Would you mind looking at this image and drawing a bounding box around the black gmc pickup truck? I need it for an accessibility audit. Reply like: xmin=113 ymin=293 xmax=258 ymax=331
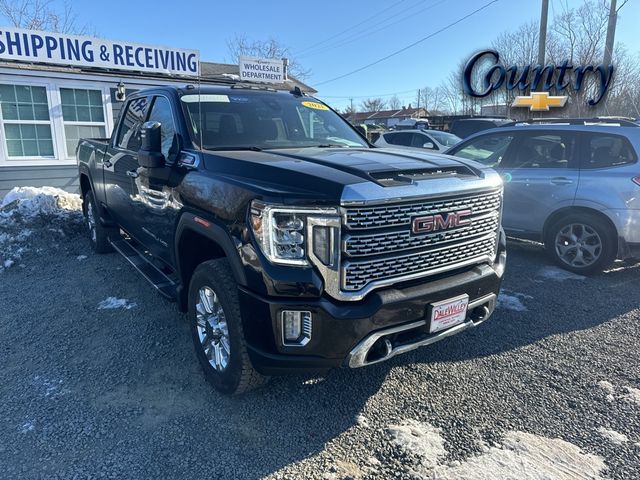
xmin=77 ymin=84 xmax=506 ymax=394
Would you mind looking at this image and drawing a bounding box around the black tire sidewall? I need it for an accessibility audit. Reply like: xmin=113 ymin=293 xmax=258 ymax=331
xmin=545 ymin=213 xmax=617 ymax=274
xmin=188 ymin=261 xmax=247 ymax=394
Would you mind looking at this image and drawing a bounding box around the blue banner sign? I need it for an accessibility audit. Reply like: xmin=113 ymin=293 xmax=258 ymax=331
xmin=0 ymin=27 xmax=200 ymax=76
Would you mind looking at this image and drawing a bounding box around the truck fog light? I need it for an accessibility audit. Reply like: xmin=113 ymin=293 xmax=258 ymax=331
xmin=281 ymin=310 xmax=312 ymax=346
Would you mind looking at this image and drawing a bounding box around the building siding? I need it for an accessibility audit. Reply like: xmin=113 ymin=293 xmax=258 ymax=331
xmin=0 ymin=165 xmax=79 ymax=198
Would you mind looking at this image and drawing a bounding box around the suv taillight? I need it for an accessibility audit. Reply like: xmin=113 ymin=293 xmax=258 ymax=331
xmin=633 ymin=176 xmax=640 ymax=186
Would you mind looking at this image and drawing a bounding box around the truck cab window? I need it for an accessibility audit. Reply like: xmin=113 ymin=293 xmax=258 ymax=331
xmin=116 ymin=96 xmax=149 ymax=151
xmin=148 ymin=96 xmax=177 ymax=160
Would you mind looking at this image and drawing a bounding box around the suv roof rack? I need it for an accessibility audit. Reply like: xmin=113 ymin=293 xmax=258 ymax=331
xmin=503 ymin=117 xmax=640 ymax=127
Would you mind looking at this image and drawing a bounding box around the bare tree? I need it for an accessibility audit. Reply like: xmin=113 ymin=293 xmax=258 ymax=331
xmin=226 ymin=34 xmax=311 ymax=81
xmin=0 ymin=0 xmax=91 ymax=34
xmin=360 ymin=98 xmax=387 ymax=112
xmin=388 ymin=95 xmax=402 ymax=110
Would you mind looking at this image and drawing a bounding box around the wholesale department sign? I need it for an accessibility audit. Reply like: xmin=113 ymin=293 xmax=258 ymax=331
xmin=239 ymin=56 xmax=285 ymax=84
xmin=0 ymin=27 xmax=200 ymax=76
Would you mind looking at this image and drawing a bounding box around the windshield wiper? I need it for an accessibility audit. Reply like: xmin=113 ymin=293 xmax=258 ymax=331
xmin=206 ymin=146 xmax=263 ymax=152
xmin=313 ymin=143 xmax=349 ymax=148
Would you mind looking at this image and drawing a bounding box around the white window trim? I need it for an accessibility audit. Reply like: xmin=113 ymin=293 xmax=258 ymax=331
xmin=56 ymin=84 xmax=109 ymax=159
xmin=0 ymin=80 xmax=60 ymax=162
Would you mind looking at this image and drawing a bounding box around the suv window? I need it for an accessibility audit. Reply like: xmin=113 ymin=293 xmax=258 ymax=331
xmin=116 ymin=96 xmax=149 ymax=151
xmin=148 ymin=96 xmax=177 ymax=160
xmin=384 ymin=132 xmax=412 ymax=146
xmin=411 ymin=133 xmax=437 ymax=150
xmin=507 ymin=133 xmax=576 ymax=169
xmin=584 ymin=134 xmax=637 ymax=169
xmin=451 ymin=133 xmax=515 ymax=167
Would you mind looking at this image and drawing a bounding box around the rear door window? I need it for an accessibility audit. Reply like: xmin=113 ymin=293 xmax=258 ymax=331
xmin=584 ymin=133 xmax=637 ymax=169
xmin=115 ymin=96 xmax=149 ymax=151
xmin=505 ymin=132 xmax=577 ymax=169
xmin=450 ymin=133 xmax=515 ymax=167
xmin=384 ymin=132 xmax=412 ymax=146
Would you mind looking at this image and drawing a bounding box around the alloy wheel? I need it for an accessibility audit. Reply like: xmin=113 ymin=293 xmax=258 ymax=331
xmin=195 ymin=286 xmax=231 ymax=371
xmin=554 ymin=223 xmax=602 ymax=268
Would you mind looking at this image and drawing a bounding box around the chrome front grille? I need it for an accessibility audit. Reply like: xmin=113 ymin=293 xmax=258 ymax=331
xmin=340 ymin=189 xmax=502 ymax=293
xmin=344 ymin=212 xmax=499 ymax=257
xmin=345 ymin=190 xmax=502 ymax=230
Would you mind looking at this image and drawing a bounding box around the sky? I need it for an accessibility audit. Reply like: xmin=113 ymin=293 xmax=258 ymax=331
xmin=62 ymin=0 xmax=640 ymax=110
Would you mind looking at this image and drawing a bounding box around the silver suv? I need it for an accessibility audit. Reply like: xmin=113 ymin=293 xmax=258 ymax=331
xmin=447 ymin=120 xmax=640 ymax=274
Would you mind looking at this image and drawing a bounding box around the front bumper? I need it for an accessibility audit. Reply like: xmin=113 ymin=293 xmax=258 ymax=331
xmin=239 ymin=236 xmax=506 ymax=375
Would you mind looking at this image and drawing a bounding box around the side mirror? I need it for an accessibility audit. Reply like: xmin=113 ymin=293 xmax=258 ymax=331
xmin=355 ymin=125 xmax=366 ymax=137
xmin=423 ymin=142 xmax=435 ymax=150
xmin=138 ymin=121 xmax=165 ymax=169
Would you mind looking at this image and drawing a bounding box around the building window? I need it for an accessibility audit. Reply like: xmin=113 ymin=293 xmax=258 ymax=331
xmin=0 ymin=84 xmax=54 ymax=157
xmin=60 ymin=88 xmax=106 ymax=157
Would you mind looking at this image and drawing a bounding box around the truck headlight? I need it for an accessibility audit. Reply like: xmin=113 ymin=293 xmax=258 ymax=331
xmin=250 ymin=201 xmax=340 ymax=266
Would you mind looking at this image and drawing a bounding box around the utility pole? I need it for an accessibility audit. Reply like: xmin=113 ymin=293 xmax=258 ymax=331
xmin=350 ymin=98 xmax=354 ymax=113
xmin=603 ymin=0 xmax=618 ymax=67
xmin=416 ymin=89 xmax=421 ymax=111
xmin=537 ymin=0 xmax=549 ymax=66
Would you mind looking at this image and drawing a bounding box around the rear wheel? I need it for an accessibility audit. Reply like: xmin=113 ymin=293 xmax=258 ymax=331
xmin=188 ymin=259 xmax=266 ymax=394
xmin=545 ymin=212 xmax=617 ymax=274
xmin=83 ymin=191 xmax=114 ymax=254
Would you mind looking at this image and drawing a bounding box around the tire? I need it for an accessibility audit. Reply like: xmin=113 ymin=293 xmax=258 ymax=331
xmin=545 ymin=212 xmax=617 ymax=275
xmin=83 ymin=191 xmax=115 ymax=254
xmin=188 ymin=259 xmax=266 ymax=394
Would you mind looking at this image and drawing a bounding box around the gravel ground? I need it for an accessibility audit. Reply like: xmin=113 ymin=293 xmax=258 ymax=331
xmin=1 ymin=209 xmax=639 ymax=479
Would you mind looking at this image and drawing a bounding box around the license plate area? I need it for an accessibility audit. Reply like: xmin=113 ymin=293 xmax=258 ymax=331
xmin=428 ymin=294 xmax=469 ymax=334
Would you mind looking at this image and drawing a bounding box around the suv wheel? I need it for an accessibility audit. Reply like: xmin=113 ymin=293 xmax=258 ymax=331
xmin=545 ymin=212 xmax=617 ymax=275
xmin=188 ymin=259 xmax=266 ymax=394
xmin=83 ymin=191 xmax=114 ymax=254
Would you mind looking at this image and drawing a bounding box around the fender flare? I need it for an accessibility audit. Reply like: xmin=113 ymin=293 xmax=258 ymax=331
xmin=174 ymin=212 xmax=248 ymax=287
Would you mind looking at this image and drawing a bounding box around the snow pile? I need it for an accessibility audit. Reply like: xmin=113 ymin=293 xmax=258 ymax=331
xmin=622 ymin=386 xmax=640 ymax=406
xmin=97 ymin=297 xmax=137 ymax=310
xmin=431 ymin=431 xmax=606 ymax=480
xmin=0 ymin=187 xmax=83 ymax=272
xmin=597 ymin=427 xmax=628 ymax=445
xmin=536 ymin=266 xmax=586 ymax=282
xmin=387 ymin=420 xmax=447 ymax=470
xmin=497 ymin=290 xmax=531 ymax=312
xmin=0 ymin=186 xmax=81 ymax=218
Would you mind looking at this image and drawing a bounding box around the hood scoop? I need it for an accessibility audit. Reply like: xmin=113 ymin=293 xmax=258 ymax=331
xmin=370 ymin=166 xmax=474 ymax=187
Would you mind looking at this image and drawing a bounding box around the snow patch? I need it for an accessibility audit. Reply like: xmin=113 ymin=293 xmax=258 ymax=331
xmin=431 ymin=431 xmax=606 ymax=480
xmin=622 ymin=386 xmax=640 ymax=406
xmin=19 ymin=421 xmax=35 ymax=434
xmin=598 ymin=427 xmax=628 ymax=445
xmin=497 ymin=290 xmax=530 ymax=312
xmin=356 ymin=414 xmax=369 ymax=428
xmin=1 ymin=186 xmax=81 ymax=217
xmin=98 ymin=297 xmax=137 ymax=310
xmin=76 ymin=255 xmax=88 ymax=261
xmin=387 ymin=419 xmax=446 ymax=470
xmin=536 ymin=266 xmax=586 ymax=281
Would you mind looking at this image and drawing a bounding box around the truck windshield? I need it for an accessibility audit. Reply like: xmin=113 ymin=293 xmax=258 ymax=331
xmin=181 ymin=92 xmax=368 ymax=150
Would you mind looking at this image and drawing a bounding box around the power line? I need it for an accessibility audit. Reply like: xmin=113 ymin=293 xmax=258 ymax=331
xmin=293 ymin=0 xmax=408 ymax=56
xmin=299 ymin=0 xmax=441 ymax=58
xmin=313 ymin=0 xmax=499 ymax=87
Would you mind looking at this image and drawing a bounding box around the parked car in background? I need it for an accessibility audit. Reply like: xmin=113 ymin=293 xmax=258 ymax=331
xmin=447 ymin=119 xmax=640 ymax=274
xmin=450 ymin=118 xmax=512 ymax=139
xmin=375 ymin=129 xmax=461 ymax=152
xmin=395 ymin=118 xmax=430 ymax=130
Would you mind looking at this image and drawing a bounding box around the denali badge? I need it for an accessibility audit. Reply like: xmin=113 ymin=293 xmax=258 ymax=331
xmin=412 ymin=209 xmax=472 ymax=234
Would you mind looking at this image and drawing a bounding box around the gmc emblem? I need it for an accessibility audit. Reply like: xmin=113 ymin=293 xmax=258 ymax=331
xmin=412 ymin=209 xmax=472 ymax=234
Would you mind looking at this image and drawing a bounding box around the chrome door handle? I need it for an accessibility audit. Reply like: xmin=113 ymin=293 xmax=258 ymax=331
xmin=126 ymin=169 xmax=139 ymax=178
xmin=551 ymin=177 xmax=573 ymax=185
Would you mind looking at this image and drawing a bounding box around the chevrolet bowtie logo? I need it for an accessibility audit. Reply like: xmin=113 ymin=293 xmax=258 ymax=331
xmin=512 ymin=92 xmax=568 ymax=111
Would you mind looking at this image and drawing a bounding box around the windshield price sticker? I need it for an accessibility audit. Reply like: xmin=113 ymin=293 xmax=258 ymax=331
xmin=301 ymin=101 xmax=329 ymax=111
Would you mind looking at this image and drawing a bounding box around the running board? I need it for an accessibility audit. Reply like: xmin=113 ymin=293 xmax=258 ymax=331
xmin=110 ymin=238 xmax=178 ymax=301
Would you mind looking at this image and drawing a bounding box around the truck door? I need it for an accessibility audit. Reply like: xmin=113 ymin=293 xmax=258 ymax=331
xmin=128 ymin=95 xmax=181 ymax=263
xmin=103 ymin=96 xmax=150 ymax=233
xmin=499 ymin=131 xmax=579 ymax=234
